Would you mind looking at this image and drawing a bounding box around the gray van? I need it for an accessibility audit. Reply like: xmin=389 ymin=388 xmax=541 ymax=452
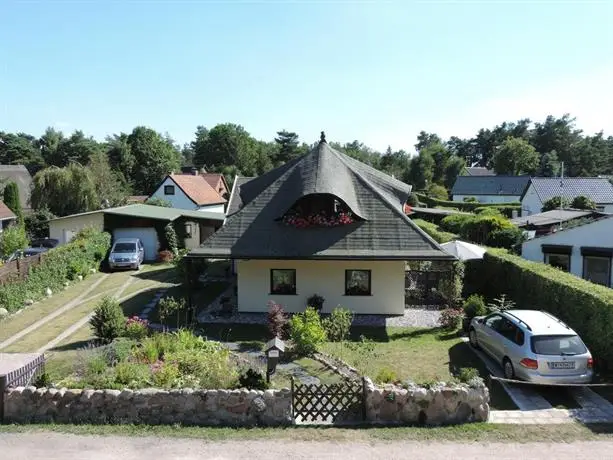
xmin=108 ymin=238 xmax=144 ymax=271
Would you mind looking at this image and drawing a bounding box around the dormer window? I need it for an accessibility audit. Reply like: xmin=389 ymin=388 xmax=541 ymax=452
xmin=280 ymin=194 xmax=358 ymax=228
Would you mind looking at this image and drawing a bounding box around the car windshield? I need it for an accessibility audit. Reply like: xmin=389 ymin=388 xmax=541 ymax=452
xmin=113 ymin=243 xmax=137 ymax=253
xmin=531 ymin=335 xmax=587 ymax=356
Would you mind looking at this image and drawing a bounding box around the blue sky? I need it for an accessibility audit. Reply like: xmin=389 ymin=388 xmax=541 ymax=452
xmin=1 ymin=1 xmax=612 ymax=153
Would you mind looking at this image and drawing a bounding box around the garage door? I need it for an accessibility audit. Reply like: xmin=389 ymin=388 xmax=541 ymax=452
xmin=112 ymin=228 xmax=159 ymax=261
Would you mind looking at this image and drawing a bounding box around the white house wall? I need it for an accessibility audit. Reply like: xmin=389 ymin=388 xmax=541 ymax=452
xmin=197 ymin=203 xmax=225 ymax=214
xmin=453 ymin=194 xmax=521 ymax=204
xmin=521 ymin=184 xmax=543 ymax=216
xmin=150 ymin=177 xmax=197 ymax=211
xmin=49 ymin=213 xmax=105 ymax=244
xmin=236 ymin=259 xmax=405 ymax=315
xmin=521 ymin=217 xmax=613 ymax=285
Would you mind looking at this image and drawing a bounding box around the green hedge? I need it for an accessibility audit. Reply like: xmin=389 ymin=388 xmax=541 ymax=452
xmin=0 ymin=229 xmax=111 ymax=313
xmin=412 ymin=218 xmax=458 ymax=244
xmin=415 ymin=193 xmax=521 ymax=217
xmin=465 ymin=249 xmax=613 ymax=370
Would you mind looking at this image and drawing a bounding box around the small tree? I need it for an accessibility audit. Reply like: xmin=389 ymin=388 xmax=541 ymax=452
xmin=0 ymin=225 xmax=28 ymax=257
xmin=24 ymin=208 xmax=56 ymax=240
xmin=164 ymin=222 xmax=178 ymax=254
xmin=267 ymin=300 xmax=288 ymax=338
xmin=571 ymin=195 xmax=596 ymax=210
xmin=322 ymin=307 xmax=353 ymax=342
xmin=487 ymin=294 xmax=516 ymax=312
xmin=542 ymin=196 xmax=570 ymax=212
xmin=90 ymin=296 xmax=125 ymax=343
xmin=158 ymin=295 xmax=186 ymax=330
xmin=427 ymin=183 xmax=449 ymax=201
xmin=289 ymin=307 xmax=327 ymax=356
xmin=3 ymin=181 xmax=22 ymax=221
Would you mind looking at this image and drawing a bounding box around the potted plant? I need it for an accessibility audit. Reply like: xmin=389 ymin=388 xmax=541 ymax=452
xmin=307 ymin=294 xmax=325 ymax=312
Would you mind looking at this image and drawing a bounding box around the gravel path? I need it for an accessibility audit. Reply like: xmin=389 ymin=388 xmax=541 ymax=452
xmin=2 ymin=433 xmax=613 ymax=460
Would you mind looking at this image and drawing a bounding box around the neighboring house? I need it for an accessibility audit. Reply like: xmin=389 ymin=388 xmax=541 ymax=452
xmin=0 ymin=165 xmax=32 ymax=212
xmin=521 ymin=215 xmax=613 ymax=287
xmin=521 ymin=177 xmax=613 ymax=216
xmin=186 ymin=135 xmax=454 ymax=315
xmin=126 ymin=195 xmax=148 ymax=204
xmin=511 ymin=209 xmax=605 ymax=237
xmin=460 ymin=166 xmax=495 ymax=176
xmin=0 ymin=200 xmax=17 ymax=232
xmin=48 ymin=204 xmax=225 ymax=259
xmin=201 ymin=173 xmax=230 ymax=200
xmin=451 ymin=175 xmax=530 ymax=204
xmin=149 ymin=173 xmax=227 ymax=213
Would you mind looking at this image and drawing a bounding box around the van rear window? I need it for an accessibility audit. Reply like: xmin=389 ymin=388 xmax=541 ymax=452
xmin=531 ymin=335 xmax=587 ymax=356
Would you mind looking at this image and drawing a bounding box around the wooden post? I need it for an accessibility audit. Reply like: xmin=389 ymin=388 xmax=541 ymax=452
xmin=290 ymin=376 xmax=295 ymax=421
xmin=0 ymin=374 xmax=7 ymax=424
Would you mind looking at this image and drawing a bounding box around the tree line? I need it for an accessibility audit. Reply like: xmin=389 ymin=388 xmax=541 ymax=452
xmin=0 ymin=113 xmax=611 ymax=218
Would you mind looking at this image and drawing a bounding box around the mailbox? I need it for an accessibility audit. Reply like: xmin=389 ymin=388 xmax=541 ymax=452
xmin=264 ymin=337 xmax=285 ymax=382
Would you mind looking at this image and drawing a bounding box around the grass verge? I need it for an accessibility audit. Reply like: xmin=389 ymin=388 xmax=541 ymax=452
xmin=1 ymin=422 xmax=612 ymax=442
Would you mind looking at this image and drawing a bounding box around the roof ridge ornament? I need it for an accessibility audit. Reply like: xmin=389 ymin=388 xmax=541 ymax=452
xmin=320 ymin=131 xmax=326 ymax=144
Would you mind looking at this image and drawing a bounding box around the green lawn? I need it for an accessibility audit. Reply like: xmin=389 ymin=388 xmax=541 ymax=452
xmin=2 ymin=422 xmax=613 ymax=443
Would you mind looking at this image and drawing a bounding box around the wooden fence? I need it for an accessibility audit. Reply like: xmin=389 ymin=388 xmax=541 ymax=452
xmin=0 ymin=254 xmax=45 ymax=286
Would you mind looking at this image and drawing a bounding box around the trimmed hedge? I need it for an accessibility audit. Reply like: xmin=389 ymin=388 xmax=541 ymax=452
xmin=465 ymin=249 xmax=613 ymax=370
xmin=439 ymin=213 xmax=523 ymax=249
xmin=415 ymin=193 xmax=521 ymax=217
xmin=0 ymin=229 xmax=111 ymax=313
xmin=412 ymin=218 xmax=458 ymax=244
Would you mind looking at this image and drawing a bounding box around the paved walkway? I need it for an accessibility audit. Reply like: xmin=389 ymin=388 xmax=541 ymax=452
xmin=0 ymin=274 xmax=109 ymax=351
xmin=2 ymin=433 xmax=613 ymax=460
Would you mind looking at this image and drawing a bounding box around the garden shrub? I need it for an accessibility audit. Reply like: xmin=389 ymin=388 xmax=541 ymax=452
xmin=375 ymin=367 xmax=398 ymax=384
xmin=465 ymin=249 xmax=613 ymax=370
xmin=157 ymin=250 xmax=174 ymax=263
xmin=114 ymin=362 xmax=151 ymax=387
xmin=456 ymin=367 xmax=480 ymax=383
xmin=474 ymin=207 xmax=504 ymax=216
xmin=322 ymin=307 xmax=353 ymax=342
xmin=124 ymin=316 xmax=149 ymax=340
xmin=24 ymin=208 xmax=55 ymax=240
xmin=151 ymin=361 xmax=180 ymax=388
xmin=0 ymin=225 xmax=28 ymax=257
xmin=438 ymin=308 xmax=463 ymax=330
xmin=238 ymin=368 xmax=269 ymax=390
xmin=427 ymin=184 xmax=448 ymax=201
xmin=440 ymin=214 xmax=473 ymax=234
xmin=267 ymin=300 xmax=288 ymax=339
xmin=487 ymin=227 xmax=525 ymax=249
xmin=463 ymin=294 xmax=487 ymax=320
xmin=107 ymin=338 xmax=136 ymax=365
xmin=289 ymin=307 xmax=327 ymax=356
xmin=164 ymin=222 xmax=178 ymax=254
xmin=415 ymin=193 xmax=520 ymax=217
xmin=542 ymin=196 xmax=570 ymax=212
xmin=412 ymin=219 xmax=458 ymax=244
xmin=571 ymin=195 xmax=596 ymax=210
xmin=0 ymin=229 xmax=110 ymax=312
xmin=90 ymin=296 xmax=125 ymax=343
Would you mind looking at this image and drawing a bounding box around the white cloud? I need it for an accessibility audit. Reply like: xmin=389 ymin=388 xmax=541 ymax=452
xmin=364 ymin=66 xmax=613 ymax=154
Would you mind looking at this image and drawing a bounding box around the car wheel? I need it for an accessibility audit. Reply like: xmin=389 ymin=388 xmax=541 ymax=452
xmin=503 ymin=358 xmax=515 ymax=380
xmin=469 ymin=328 xmax=480 ymax=349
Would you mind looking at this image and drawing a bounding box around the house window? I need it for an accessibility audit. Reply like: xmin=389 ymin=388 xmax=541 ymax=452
xmin=164 ymin=185 xmax=175 ymax=195
xmin=185 ymin=223 xmax=192 ymax=238
xmin=345 ymin=269 xmax=371 ymax=296
xmin=270 ymin=269 xmax=296 ymax=295
xmin=544 ymin=253 xmax=570 ymax=272
xmin=583 ymin=256 xmax=611 ymax=287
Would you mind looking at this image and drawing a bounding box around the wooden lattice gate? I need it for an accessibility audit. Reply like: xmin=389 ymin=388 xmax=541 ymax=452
xmin=291 ymin=378 xmax=366 ymax=424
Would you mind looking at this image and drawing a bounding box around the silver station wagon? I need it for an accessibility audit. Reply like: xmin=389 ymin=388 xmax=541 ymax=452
xmin=469 ymin=310 xmax=593 ymax=384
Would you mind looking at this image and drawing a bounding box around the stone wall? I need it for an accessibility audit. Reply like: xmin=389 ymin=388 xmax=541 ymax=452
xmin=364 ymin=378 xmax=489 ymax=425
xmin=4 ymin=386 xmax=292 ymax=426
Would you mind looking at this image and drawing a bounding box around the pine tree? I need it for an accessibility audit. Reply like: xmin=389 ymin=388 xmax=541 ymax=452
xmin=3 ymin=181 xmax=22 ymax=221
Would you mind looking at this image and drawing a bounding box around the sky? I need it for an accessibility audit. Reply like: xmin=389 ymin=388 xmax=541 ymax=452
xmin=1 ymin=0 xmax=612 ymax=153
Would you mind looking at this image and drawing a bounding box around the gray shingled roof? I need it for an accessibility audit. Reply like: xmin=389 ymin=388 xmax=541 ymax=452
xmin=190 ymin=140 xmax=453 ymax=260
xmin=451 ymin=175 xmax=530 ymax=197
xmin=464 ymin=167 xmax=494 ymax=176
xmin=0 ymin=165 xmax=32 ymax=209
xmin=226 ymin=176 xmax=254 ymax=216
xmin=527 ymin=178 xmax=613 ymax=204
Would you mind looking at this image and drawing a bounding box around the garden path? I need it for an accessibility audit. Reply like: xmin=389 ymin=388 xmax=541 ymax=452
xmin=0 ymin=274 xmax=109 ymax=351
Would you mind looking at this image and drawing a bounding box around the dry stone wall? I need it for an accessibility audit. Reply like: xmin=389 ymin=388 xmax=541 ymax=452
xmin=364 ymin=378 xmax=490 ymax=425
xmin=4 ymin=386 xmax=293 ymax=426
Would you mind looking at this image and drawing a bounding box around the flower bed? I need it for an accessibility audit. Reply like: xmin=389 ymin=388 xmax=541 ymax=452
xmin=282 ymin=211 xmax=354 ymax=228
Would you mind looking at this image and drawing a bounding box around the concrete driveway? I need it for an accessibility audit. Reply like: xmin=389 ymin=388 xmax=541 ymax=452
xmin=1 ymin=432 xmax=613 ymax=460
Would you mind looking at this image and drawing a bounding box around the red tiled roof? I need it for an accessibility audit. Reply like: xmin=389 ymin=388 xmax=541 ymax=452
xmin=170 ymin=174 xmax=227 ymax=205
xmin=0 ymin=200 xmax=17 ymax=220
xmin=201 ymin=173 xmax=225 ymax=190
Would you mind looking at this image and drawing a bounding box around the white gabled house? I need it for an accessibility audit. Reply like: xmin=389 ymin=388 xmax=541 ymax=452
xmin=149 ymin=173 xmax=227 ymax=213
xmin=521 ymin=177 xmax=613 ymax=216
xmin=451 ymin=175 xmax=530 ymax=204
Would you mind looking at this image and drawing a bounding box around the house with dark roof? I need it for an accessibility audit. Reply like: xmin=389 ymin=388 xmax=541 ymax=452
xmin=460 ymin=166 xmax=495 ymax=176
xmin=148 ymin=173 xmax=227 ymax=214
xmin=511 ymin=209 xmax=605 ymax=236
xmin=0 ymin=165 xmax=32 ymax=212
xmin=186 ymin=134 xmax=453 ymax=315
xmin=451 ymin=175 xmax=530 ymax=204
xmin=521 ymin=177 xmax=613 ymax=216
xmin=522 ymin=214 xmax=613 ymax=287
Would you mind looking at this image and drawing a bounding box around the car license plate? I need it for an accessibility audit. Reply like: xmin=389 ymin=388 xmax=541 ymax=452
xmin=548 ymin=361 xmax=575 ymax=369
